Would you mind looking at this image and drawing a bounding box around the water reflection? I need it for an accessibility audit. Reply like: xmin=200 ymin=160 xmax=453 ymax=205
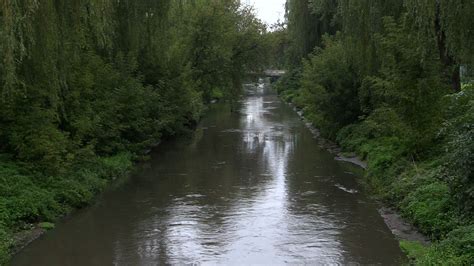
xmin=220 ymin=88 xmax=295 ymax=263
xmin=11 ymin=81 xmax=405 ymax=266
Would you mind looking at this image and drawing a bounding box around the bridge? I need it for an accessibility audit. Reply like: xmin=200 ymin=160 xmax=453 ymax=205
xmin=247 ymin=69 xmax=286 ymax=83
xmin=263 ymin=69 xmax=286 ymax=78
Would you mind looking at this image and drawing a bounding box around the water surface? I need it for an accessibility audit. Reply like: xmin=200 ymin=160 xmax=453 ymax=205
xmin=12 ymin=83 xmax=405 ymax=265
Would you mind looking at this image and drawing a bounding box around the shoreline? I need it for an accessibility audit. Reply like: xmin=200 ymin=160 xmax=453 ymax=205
xmin=287 ymin=101 xmax=430 ymax=246
xmin=8 ymin=148 xmax=158 ymax=260
xmin=9 ymin=95 xmax=429 ymax=262
xmin=6 ymin=105 xmax=207 ymax=262
xmin=11 ymin=227 xmax=45 ymax=256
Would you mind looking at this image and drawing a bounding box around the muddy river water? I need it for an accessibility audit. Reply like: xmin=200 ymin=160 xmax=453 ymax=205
xmin=11 ymin=83 xmax=405 ymax=265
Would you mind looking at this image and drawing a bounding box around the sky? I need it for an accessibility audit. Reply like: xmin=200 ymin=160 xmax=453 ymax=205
xmin=247 ymin=0 xmax=286 ymax=26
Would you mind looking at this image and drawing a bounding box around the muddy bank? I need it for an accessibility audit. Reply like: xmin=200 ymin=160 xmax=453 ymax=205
xmin=291 ymin=105 xmax=367 ymax=169
xmin=379 ymin=208 xmax=430 ymax=244
xmin=12 ymin=227 xmax=45 ymax=255
xmin=287 ymin=102 xmax=429 ymax=246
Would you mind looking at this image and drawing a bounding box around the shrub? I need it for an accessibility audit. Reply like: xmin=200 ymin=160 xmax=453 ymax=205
xmin=38 ymin=222 xmax=55 ymax=230
xmin=98 ymin=152 xmax=133 ymax=180
xmin=401 ymin=182 xmax=457 ymax=238
xmin=300 ymin=35 xmax=361 ymax=139
xmin=439 ymin=86 xmax=474 ymax=215
xmin=415 ymin=225 xmax=474 ymax=265
xmin=399 ymin=240 xmax=428 ymax=261
xmin=0 ymin=159 xmax=62 ymax=226
xmin=0 ymin=224 xmax=11 ymax=265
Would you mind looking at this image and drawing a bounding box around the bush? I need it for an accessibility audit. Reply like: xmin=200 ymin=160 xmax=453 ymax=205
xmin=401 ymin=182 xmax=457 ymax=238
xmin=332 ymin=81 xmax=472 ymax=264
xmin=98 ymin=152 xmax=133 ymax=180
xmin=337 ymin=108 xmax=411 ymax=154
xmin=439 ymin=86 xmax=474 ymax=215
xmin=300 ymin=35 xmax=361 ymax=139
xmin=274 ymin=68 xmax=303 ymax=105
xmin=0 ymin=159 xmax=62 ymax=226
xmin=0 ymin=152 xmax=133 ymax=233
xmin=399 ymin=240 xmax=428 ymax=261
xmin=415 ymin=225 xmax=474 ymax=265
xmin=0 ymin=225 xmax=11 ymax=265
xmin=38 ymin=222 xmax=55 ymax=230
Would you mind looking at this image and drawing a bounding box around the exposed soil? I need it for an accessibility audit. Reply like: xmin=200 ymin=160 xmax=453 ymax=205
xmin=12 ymin=227 xmax=45 ymax=254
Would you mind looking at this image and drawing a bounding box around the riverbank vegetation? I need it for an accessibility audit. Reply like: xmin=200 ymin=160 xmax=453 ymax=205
xmin=275 ymin=0 xmax=473 ymax=264
xmin=0 ymin=0 xmax=266 ymax=263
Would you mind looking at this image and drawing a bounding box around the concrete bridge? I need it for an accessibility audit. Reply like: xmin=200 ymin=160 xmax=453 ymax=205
xmin=246 ymin=69 xmax=286 ymax=83
xmin=263 ymin=69 xmax=286 ymax=78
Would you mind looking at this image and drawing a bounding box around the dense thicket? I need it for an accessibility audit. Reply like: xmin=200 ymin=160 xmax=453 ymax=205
xmin=0 ymin=1 xmax=265 ymax=262
xmin=276 ymin=0 xmax=474 ymax=264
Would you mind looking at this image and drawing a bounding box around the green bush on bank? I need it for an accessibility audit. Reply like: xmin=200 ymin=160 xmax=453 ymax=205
xmin=279 ymin=0 xmax=474 ymax=264
xmin=336 ymin=88 xmax=473 ymax=263
xmin=0 ymin=152 xmax=134 ymax=262
xmin=0 ymin=1 xmax=267 ymax=263
xmin=275 ymin=46 xmax=474 ymax=266
xmin=402 ymin=225 xmax=474 ymax=265
xmin=0 ymin=224 xmax=9 ymax=265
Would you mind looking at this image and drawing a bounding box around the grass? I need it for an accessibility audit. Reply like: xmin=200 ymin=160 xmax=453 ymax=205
xmin=37 ymin=222 xmax=55 ymax=230
xmin=0 ymin=152 xmax=134 ymax=264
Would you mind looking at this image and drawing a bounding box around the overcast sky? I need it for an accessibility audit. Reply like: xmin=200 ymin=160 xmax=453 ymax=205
xmin=247 ymin=0 xmax=286 ymax=26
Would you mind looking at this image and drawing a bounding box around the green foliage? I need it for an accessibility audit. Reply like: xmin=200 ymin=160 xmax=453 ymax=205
xmin=0 ymin=1 xmax=266 ymax=263
xmin=300 ymin=35 xmax=361 ymax=139
xmin=405 ymin=0 xmax=474 ymax=66
xmin=413 ymin=225 xmax=474 ymax=265
xmin=274 ymin=68 xmax=303 ymax=104
xmin=282 ymin=0 xmax=474 ymax=264
xmin=439 ymin=86 xmax=474 ymax=215
xmin=0 ymin=224 xmax=10 ymax=265
xmin=359 ymin=16 xmax=448 ymax=152
xmin=0 ymin=152 xmax=134 ymax=226
xmin=286 ymin=0 xmax=338 ymax=66
xmin=337 ymin=108 xmax=411 ymax=152
xmin=0 ymin=158 xmax=62 ymax=225
xmin=263 ymin=24 xmax=289 ymax=69
xmin=401 ymin=182 xmax=457 ymax=238
xmin=38 ymin=222 xmax=55 ymax=230
xmin=399 ymin=240 xmax=429 ymax=261
xmin=99 ymin=153 xmax=133 ymax=180
xmin=0 ymin=152 xmax=133 ymax=263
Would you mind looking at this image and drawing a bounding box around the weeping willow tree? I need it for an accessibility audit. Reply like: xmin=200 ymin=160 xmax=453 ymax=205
xmin=0 ymin=0 xmax=265 ymax=170
xmin=337 ymin=0 xmax=404 ymax=75
xmin=0 ymin=0 xmax=37 ymax=100
xmin=281 ymin=1 xmax=474 ymax=264
xmin=285 ymin=0 xmax=338 ymax=66
xmin=0 ymin=1 xmax=266 ymax=261
xmin=405 ymin=0 xmax=474 ymax=91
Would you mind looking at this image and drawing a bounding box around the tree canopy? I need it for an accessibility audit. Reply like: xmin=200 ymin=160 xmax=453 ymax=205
xmin=276 ymin=0 xmax=474 ymax=264
xmin=0 ymin=1 xmax=267 ymax=262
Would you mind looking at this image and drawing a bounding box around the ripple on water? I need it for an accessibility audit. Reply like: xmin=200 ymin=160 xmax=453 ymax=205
xmin=10 ymin=83 xmax=406 ymax=266
xmin=334 ymin=184 xmax=358 ymax=194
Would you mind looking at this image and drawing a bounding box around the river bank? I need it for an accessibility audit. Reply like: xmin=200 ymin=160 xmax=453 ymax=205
xmin=287 ymin=101 xmax=430 ymax=246
xmin=1 ymin=111 xmax=210 ymax=265
xmin=275 ymin=78 xmax=474 ymax=264
xmin=10 ymin=85 xmax=406 ymax=265
xmin=0 ymin=152 xmax=135 ymax=264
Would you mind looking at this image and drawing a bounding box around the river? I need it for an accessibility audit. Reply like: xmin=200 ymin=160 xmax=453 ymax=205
xmin=11 ymin=81 xmax=405 ymax=265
